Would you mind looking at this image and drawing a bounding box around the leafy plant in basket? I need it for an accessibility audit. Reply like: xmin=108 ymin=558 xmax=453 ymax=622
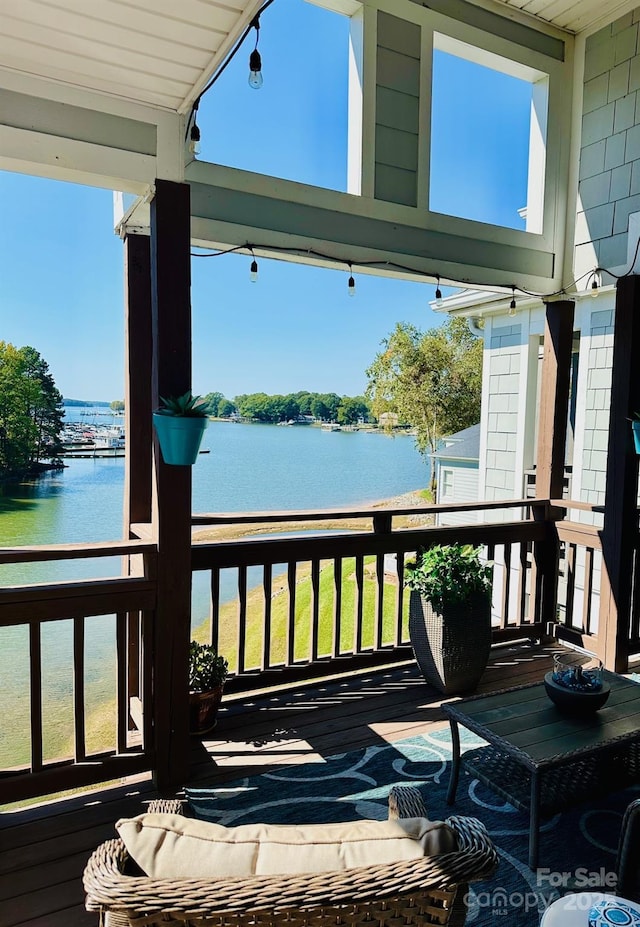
xmin=405 ymin=544 xmax=493 ymax=696
xmin=152 ymin=391 xmax=210 ymax=465
xmin=189 ymin=641 xmax=229 ymax=735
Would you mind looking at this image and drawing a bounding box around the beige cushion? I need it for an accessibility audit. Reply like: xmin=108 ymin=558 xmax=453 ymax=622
xmin=116 ymin=813 xmax=458 ymax=879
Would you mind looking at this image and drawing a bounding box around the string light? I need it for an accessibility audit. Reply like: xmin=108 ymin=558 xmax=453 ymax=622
xmin=249 ymin=247 xmax=258 ymax=283
xmin=434 ymin=275 xmax=443 ymax=308
xmin=248 ymin=17 xmax=263 ymax=89
xmin=590 ymin=269 xmax=601 ymax=298
xmin=189 ymin=123 xmax=201 ymax=156
xmin=191 ymin=242 xmax=627 ymax=305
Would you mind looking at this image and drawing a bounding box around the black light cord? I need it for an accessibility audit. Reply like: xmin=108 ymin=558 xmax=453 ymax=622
xmin=185 ymin=0 xmax=276 ymax=142
xmin=191 ymin=241 xmax=625 ymax=301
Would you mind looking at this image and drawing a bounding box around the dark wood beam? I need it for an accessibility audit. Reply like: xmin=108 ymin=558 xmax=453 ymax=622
xmin=599 ymin=276 xmax=640 ymax=672
xmin=124 ymin=234 xmax=153 ymax=530
xmin=150 ymin=179 xmax=192 ymax=790
xmin=534 ymin=300 xmax=575 ymax=630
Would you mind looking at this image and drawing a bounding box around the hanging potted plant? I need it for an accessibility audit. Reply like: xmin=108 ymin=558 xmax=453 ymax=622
xmin=405 ymin=543 xmax=493 ymax=695
xmin=189 ymin=640 xmax=229 ymax=735
xmin=153 ymin=391 xmax=210 ymax=465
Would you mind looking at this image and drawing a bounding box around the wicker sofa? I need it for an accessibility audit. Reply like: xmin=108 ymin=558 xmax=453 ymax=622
xmin=83 ymin=785 xmax=498 ymax=927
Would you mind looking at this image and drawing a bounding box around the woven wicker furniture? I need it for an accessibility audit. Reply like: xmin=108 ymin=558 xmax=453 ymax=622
xmin=83 ymin=785 xmax=498 ymax=927
xmin=443 ymin=672 xmax=640 ymax=869
xmin=408 ymin=590 xmax=491 ymax=695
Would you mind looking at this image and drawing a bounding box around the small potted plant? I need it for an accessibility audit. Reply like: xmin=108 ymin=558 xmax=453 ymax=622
xmin=405 ymin=543 xmax=493 ymax=695
xmin=189 ymin=640 xmax=229 ymax=735
xmin=153 ymin=391 xmax=210 ymax=465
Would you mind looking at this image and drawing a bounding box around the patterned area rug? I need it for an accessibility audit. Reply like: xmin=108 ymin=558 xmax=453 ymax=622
xmin=186 ymin=728 xmax=640 ymax=925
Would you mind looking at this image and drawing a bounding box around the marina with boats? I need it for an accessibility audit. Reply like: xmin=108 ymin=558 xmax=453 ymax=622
xmin=60 ymin=420 xmax=126 ymax=457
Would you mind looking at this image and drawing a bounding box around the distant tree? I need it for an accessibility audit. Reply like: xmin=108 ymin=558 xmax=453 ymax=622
xmin=311 ymin=393 xmax=341 ymax=422
xmin=366 ymin=318 xmax=483 ymax=492
xmin=294 ymin=391 xmax=313 ymax=416
xmin=0 ymin=342 xmax=64 ymax=478
xmin=203 ymin=391 xmax=225 ymax=417
xmin=217 ymin=398 xmax=237 ymax=417
xmin=337 ymin=396 xmax=371 ymax=425
xmin=110 ymin=400 xmax=125 ymax=412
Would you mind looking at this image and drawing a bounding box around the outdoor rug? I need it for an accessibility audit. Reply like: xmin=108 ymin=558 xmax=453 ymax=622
xmin=186 ymin=728 xmax=640 ymax=925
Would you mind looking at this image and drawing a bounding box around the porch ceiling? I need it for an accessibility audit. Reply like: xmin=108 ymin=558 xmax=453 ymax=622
xmin=0 ymin=0 xmax=263 ymax=113
xmin=0 ymin=0 xmax=635 ymax=124
xmin=493 ymin=0 xmax=636 ymax=34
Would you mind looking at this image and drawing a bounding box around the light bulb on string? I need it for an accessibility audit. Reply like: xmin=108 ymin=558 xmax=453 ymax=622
xmin=347 ymin=263 xmax=355 ymax=297
xmin=188 ymin=122 xmax=201 ymax=156
xmin=591 ymin=270 xmax=601 ymax=298
xmin=250 ymin=256 xmax=258 ymax=283
xmin=508 ymin=286 xmax=517 ymax=317
xmin=434 ymin=275 xmax=443 ymax=308
xmin=248 ymin=18 xmax=263 ymax=89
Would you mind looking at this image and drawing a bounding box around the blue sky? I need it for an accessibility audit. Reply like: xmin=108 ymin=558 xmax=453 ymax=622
xmin=0 ymin=0 xmax=532 ymax=403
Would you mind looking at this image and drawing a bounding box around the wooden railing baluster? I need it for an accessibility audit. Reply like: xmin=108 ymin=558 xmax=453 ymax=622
xmin=73 ymin=616 xmax=86 ymax=761
xmin=262 ymin=564 xmax=272 ymax=671
xmin=210 ymin=566 xmax=220 ymax=652
xmin=29 ymin=621 xmax=43 ymax=773
xmin=310 ymin=559 xmax=320 ymax=662
xmin=116 ymin=611 xmax=128 ymax=754
xmin=354 ymin=555 xmax=364 ymax=653
xmin=287 ymin=562 xmax=296 ymax=666
xmin=375 ymin=552 xmax=384 ymax=650
xmin=237 ymin=565 xmax=247 ymax=675
xmin=332 ymin=557 xmax=342 ymax=658
xmin=395 ymin=551 xmax=405 ymax=647
xmin=583 ymin=547 xmax=594 ymax=635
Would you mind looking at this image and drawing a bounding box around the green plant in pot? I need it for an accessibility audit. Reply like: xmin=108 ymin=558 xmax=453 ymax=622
xmin=405 ymin=543 xmax=493 ymax=695
xmin=189 ymin=640 xmax=229 ymax=735
xmin=153 ymin=391 xmax=210 ymax=465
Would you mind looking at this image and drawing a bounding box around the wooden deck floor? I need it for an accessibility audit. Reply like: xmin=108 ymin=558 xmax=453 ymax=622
xmin=1 ymin=642 xmax=560 ymax=927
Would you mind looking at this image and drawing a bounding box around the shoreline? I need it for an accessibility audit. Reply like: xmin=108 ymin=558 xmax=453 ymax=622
xmin=192 ymin=487 xmax=433 ymax=543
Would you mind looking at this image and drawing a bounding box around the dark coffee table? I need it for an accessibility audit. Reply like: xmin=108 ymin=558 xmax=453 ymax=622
xmin=443 ymin=672 xmax=640 ymax=868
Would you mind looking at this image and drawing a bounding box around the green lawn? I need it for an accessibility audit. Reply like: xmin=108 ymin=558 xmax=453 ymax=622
xmin=196 ymin=557 xmax=409 ymax=672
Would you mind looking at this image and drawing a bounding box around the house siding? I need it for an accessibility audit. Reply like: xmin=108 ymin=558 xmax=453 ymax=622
xmin=484 ymin=324 xmax=522 ymax=501
xmin=374 ymin=11 xmax=421 ymax=207
xmin=436 ymin=460 xmax=479 ymax=526
xmin=577 ymin=11 xmax=640 ymax=275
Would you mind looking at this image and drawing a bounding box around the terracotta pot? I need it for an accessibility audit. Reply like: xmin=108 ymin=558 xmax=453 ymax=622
xmin=189 ymin=685 xmax=224 ymax=735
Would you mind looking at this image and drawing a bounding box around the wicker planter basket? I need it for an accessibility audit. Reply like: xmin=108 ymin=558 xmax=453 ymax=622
xmin=409 ymin=590 xmax=492 ymax=695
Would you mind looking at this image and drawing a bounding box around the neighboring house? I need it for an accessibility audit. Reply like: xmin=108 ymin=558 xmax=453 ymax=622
xmin=434 ymin=424 xmax=480 ymax=526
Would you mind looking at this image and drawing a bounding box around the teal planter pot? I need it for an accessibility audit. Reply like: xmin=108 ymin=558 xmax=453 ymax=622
xmin=153 ymin=413 xmax=208 ymax=465
xmin=633 ymin=421 xmax=640 ymax=455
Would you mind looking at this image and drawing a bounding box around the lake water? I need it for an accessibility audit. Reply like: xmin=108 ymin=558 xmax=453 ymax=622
xmin=0 ymin=411 xmax=428 ymax=769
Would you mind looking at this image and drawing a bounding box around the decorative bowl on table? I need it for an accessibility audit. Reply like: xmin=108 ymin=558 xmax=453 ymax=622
xmin=544 ymin=653 xmax=610 ymax=715
xmin=589 ymin=898 xmax=640 ymax=926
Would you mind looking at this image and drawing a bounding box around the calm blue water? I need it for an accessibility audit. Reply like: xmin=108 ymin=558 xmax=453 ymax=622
xmin=0 ymin=412 xmax=427 ymax=767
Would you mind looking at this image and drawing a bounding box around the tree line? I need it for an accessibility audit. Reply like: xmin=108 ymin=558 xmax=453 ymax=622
xmin=203 ymin=391 xmax=372 ymax=425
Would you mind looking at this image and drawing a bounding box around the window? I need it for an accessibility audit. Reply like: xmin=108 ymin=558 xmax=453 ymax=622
xmin=430 ymin=34 xmax=548 ymax=233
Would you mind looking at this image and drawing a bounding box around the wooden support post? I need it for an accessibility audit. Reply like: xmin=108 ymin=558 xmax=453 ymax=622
xmin=150 ymin=179 xmax=192 ymax=791
xmin=533 ymin=300 xmax=574 ymax=632
xmin=124 ymin=234 xmax=153 ymax=532
xmin=599 ymin=276 xmax=640 ymax=672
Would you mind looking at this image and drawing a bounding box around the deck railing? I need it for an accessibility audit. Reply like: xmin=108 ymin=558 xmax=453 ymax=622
xmin=0 ymin=541 xmax=156 ymax=803
xmin=3 ymin=496 xmax=637 ymax=803
xmin=191 ymin=499 xmax=549 ymax=690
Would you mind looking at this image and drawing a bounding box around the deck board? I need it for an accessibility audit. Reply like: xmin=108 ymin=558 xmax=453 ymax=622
xmin=1 ymin=643 xmax=560 ymax=927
